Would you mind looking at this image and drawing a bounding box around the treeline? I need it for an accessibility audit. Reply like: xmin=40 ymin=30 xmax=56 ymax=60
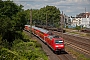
xmin=25 ymin=5 xmax=61 ymax=27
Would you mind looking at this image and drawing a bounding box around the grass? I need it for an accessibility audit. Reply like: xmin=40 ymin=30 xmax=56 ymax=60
xmin=65 ymin=46 xmax=90 ymax=60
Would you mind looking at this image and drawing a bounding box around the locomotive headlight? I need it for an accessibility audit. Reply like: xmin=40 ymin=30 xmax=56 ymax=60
xmin=55 ymin=46 xmax=59 ymax=47
xmin=61 ymin=45 xmax=64 ymax=47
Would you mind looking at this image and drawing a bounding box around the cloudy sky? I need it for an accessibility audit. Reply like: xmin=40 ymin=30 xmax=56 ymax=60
xmin=3 ymin=0 xmax=90 ymax=16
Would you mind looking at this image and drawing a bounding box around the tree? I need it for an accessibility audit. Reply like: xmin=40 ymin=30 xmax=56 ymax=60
xmin=24 ymin=5 xmax=61 ymax=27
xmin=32 ymin=9 xmax=40 ymax=25
xmin=0 ymin=1 xmax=27 ymax=43
xmin=75 ymin=25 xmax=81 ymax=31
xmin=39 ymin=5 xmax=60 ymax=27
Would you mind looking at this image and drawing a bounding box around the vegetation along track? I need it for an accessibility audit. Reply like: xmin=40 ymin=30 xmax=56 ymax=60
xmin=53 ymin=31 xmax=90 ymax=56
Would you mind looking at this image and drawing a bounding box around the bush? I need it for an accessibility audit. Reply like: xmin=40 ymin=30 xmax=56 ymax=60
xmin=35 ymin=42 xmax=42 ymax=48
xmin=30 ymin=40 xmax=37 ymax=43
xmin=0 ymin=31 xmax=48 ymax=60
xmin=11 ymin=40 xmax=48 ymax=60
xmin=75 ymin=26 xmax=81 ymax=31
xmin=0 ymin=48 xmax=26 ymax=60
xmin=1 ymin=40 xmax=10 ymax=49
xmin=0 ymin=35 xmax=2 ymax=44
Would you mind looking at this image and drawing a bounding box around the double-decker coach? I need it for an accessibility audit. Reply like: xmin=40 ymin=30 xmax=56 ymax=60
xmin=37 ymin=28 xmax=50 ymax=42
xmin=32 ymin=26 xmax=40 ymax=36
xmin=32 ymin=26 xmax=53 ymax=43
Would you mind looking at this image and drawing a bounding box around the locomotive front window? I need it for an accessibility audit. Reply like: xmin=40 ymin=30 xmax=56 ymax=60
xmin=55 ymin=40 xmax=63 ymax=44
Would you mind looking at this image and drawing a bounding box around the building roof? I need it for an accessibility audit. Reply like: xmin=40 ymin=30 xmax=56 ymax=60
xmin=76 ymin=12 xmax=90 ymax=18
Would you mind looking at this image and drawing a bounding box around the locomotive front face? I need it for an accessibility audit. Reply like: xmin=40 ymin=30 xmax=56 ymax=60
xmin=54 ymin=39 xmax=64 ymax=51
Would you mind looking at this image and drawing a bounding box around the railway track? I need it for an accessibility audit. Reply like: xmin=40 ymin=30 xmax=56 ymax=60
xmin=66 ymin=42 xmax=90 ymax=56
xmin=62 ymin=34 xmax=90 ymax=51
xmin=57 ymin=54 xmax=73 ymax=60
xmin=24 ymin=30 xmax=76 ymax=60
xmin=64 ymin=33 xmax=90 ymax=45
xmin=53 ymin=31 xmax=90 ymax=57
xmin=57 ymin=55 xmax=69 ymax=60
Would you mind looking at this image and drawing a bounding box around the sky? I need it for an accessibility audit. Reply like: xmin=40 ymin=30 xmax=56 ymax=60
xmin=3 ymin=0 xmax=90 ymax=16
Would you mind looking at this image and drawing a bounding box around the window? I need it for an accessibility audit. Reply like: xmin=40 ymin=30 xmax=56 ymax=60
xmin=53 ymin=35 xmax=59 ymax=38
xmin=55 ymin=40 xmax=63 ymax=44
xmin=48 ymin=36 xmax=53 ymax=40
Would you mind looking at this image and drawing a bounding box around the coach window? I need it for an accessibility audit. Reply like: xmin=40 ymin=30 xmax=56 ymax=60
xmin=40 ymin=31 xmax=44 ymax=35
xmin=48 ymin=36 xmax=53 ymax=40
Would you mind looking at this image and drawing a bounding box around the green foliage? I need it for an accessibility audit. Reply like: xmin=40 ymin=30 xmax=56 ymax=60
xmin=35 ymin=42 xmax=42 ymax=48
xmin=1 ymin=40 xmax=10 ymax=49
xmin=0 ymin=1 xmax=27 ymax=43
xmin=0 ymin=35 xmax=2 ymax=44
xmin=0 ymin=32 xmax=48 ymax=60
xmin=75 ymin=25 xmax=81 ymax=31
xmin=25 ymin=5 xmax=60 ymax=27
xmin=66 ymin=26 xmax=68 ymax=28
xmin=0 ymin=48 xmax=25 ymax=60
xmin=11 ymin=39 xmax=48 ymax=60
xmin=40 ymin=5 xmax=60 ymax=27
xmin=24 ymin=9 xmax=30 ymax=24
xmin=0 ymin=1 xmax=48 ymax=59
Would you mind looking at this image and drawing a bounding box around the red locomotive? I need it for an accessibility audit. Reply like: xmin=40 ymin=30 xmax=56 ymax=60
xmin=24 ymin=25 xmax=65 ymax=53
xmin=24 ymin=25 xmax=30 ymax=31
xmin=45 ymin=35 xmax=64 ymax=52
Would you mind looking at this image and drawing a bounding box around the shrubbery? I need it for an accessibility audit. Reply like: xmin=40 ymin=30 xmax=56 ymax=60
xmin=12 ymin=39 xmax=48 ymax=60
xmin=0 ymin=32 xmax=48 ymax=60
xmin=0 ymin=48 xmax=24 ymax=60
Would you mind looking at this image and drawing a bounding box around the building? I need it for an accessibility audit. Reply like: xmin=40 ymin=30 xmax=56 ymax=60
xmin=61 ymin=14 xmax=71 ymax=28
xmin=76 ymin=12 xmax=90 ymax=18
xmin=81 ymin=18 xmax=90 ymax=28
xmin=70 ymin=12 xmax=90 ymax=28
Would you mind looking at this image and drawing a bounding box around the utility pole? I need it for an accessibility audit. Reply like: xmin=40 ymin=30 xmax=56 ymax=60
xmin=46 ymin=13 xmax=47 ymax=28
xmin=60 ymin=11 xmax=64 ymax=38
xmin=30 ymin=9 xmax=32 ymax=38
xmin=38 ymin=10 xmax=39 ymax=25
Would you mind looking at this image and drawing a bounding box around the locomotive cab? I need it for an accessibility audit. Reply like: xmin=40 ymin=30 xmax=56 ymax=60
xmin=52 ymin=36 xmax=65 ymax=52
xmin=54 ymin=39 xmax=64 ymax=51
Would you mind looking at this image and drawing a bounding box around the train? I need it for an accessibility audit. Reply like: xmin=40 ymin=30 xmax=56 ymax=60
xmin=24 ymin=25 xmax=65 ymax=53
